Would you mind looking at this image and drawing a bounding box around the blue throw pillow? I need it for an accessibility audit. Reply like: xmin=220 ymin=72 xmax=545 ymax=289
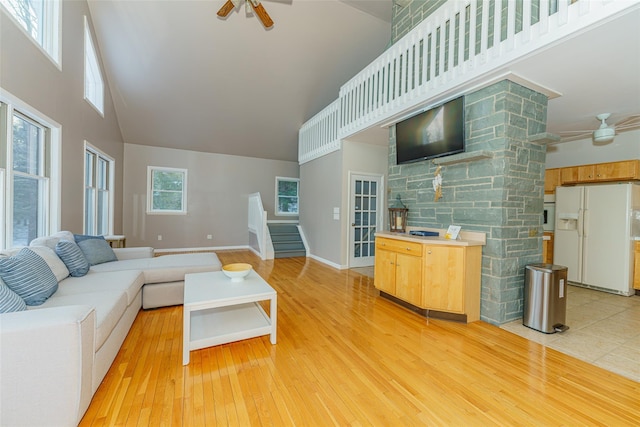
xmin=55 ymin=240 xmax=90 ymax=277
xmin=0 ymin=276 xmax=27 ymax=313
xmin=77 ymin=238 xmax=118 ymax=266
xmin=74 ymin=234 xmax=106 ymax=243
xmin=0 ymin=248 xmax=58 ymax=306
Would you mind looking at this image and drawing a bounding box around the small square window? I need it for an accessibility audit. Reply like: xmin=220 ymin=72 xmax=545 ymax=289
xmin=276 ymin=177 xmax=299 ymax=216
xmin=147 ymin=166 xmax=188 ymax=214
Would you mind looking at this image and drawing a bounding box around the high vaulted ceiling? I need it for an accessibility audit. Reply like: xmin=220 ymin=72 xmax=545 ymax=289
xmin=87 ymin=0 xmax=392 ymax=162
xmin=88 ymin=1 xmax=640 ymax=163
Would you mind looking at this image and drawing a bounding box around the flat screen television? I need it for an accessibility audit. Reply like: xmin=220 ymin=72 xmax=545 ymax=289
xmin=395 ymin=96 xmax=465 ymax=164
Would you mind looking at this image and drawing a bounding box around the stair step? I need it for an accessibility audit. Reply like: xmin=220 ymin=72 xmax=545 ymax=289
xmin=274 ymin=250 xmax=306 ymax=259
xmin=270 ymin=233 xmax=302 ymax=242
xmin=268 ymin=224 xmax=299 ymax=234
xmin=273 ymin=241 xmax=305 ymax=251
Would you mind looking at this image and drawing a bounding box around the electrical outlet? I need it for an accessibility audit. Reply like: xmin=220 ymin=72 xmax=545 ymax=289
xmin=157 ymin=235 xmax=162 ymax=241
xmin=207 ymin=234 xmax=212 ymax=240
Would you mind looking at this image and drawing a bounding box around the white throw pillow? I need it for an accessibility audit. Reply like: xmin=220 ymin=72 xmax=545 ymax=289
xmin=28 ymin=246 xmax=70 ymax=282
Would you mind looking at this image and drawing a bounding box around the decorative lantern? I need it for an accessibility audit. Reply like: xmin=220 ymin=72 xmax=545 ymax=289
xmin=389 ymin=195 xmax=408 ymax=233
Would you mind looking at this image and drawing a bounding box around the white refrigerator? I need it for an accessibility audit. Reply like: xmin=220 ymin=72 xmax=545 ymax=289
xmin=554 ymin=183 xmax=640 ymax=296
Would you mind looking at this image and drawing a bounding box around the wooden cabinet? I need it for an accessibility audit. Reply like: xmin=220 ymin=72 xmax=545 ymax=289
xmin=374 ymin=235 xmax=482 ymax=322
xmin=544 ymin=168 xmax=560 ymax=193
xmin=634 ymin=241 xmax=640 ymax=290
xmin=374 ymin=237 xmax=423 ymax=306
xmin=560 ymin=160 xmax=640 ymax=185
xmin=542 ymin=233 xmax=554 ymax=264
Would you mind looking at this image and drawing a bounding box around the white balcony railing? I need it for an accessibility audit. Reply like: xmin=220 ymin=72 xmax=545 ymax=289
xmin=299 ymin=0 xmax=638 ymax=165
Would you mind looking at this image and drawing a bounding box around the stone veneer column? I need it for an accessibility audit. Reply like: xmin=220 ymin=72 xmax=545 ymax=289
xmin=388 ymin=80 xmax=548 ymax=324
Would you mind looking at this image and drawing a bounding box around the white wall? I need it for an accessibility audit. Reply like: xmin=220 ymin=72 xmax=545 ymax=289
xmin=0 ymin=1 xmax=125 ymax=233
xmin=546 ymin=130 xmax=640 ymax=168
xmin=123 ymin=144 xmax=299 ymax=249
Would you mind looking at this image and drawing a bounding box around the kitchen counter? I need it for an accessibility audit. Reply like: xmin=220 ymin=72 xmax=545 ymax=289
xmin=376 ymin=227 xmax=486 ymax=247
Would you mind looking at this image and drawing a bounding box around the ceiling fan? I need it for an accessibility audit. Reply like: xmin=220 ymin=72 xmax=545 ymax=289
xmin=558 ymin=113 xmax=640 ymax=144
xmin=217 ymin=0 xmax=274 ymax=29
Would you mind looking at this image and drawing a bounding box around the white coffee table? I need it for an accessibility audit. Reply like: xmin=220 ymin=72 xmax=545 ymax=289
xmin=182 ymin=270 xmax=277 ymax=365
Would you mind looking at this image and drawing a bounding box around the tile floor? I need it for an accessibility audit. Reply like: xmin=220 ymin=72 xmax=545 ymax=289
xmin=352 ymin=267 xmax=640 ymax=382
xmin=501 ymin=285 xmax=640 ymax=382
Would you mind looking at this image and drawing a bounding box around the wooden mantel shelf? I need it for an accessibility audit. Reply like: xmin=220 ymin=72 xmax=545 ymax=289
xmin=432 ymin=151 xmax=493 ymax=165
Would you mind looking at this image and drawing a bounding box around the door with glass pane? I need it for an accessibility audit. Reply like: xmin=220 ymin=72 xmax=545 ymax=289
xmin=349 ymin=173 xmax=383 ymax=268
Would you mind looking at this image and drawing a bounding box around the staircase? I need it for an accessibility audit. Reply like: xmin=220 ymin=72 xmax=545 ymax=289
xmin=268 ymin=223 xmax=306 ymax=259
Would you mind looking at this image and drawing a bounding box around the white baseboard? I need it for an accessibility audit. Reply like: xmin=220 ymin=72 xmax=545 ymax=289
xmin=154 ymin=245 xmax=250 ymax=254
xmin=307 ymin=253 xmax=348 ymax=270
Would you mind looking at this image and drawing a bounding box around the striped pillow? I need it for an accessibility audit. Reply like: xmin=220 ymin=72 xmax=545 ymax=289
xmin=0 ymin=248 xmax=58 ymax=306
xmin=55 ymin=240 xmax=90 ymax=277
xmin=0 ymin=276 xmax=26 ymax=313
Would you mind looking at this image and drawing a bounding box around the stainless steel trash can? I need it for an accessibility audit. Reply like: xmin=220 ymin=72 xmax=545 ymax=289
xmin=523 ymin=263 xmax=569 ymax=333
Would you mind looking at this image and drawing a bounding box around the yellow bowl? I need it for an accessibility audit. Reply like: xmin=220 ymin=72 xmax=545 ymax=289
xmin=222 ymin=263 xmax=252 ymax=282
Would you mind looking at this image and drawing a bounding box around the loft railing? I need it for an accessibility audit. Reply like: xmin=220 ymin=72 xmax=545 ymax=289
xmin=248 ymin=192 xmax=274 ymax=260
xmin=298 ymin=0 xmax=637 ymax=165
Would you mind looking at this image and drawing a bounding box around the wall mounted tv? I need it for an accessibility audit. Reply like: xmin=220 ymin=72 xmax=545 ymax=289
xmin=395 ymin=96 xmax=465 ymax=164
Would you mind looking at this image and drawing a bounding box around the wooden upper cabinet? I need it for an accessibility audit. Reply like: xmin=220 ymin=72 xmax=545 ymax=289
xmin=560 ymin=160 xmax=640 ymax=185
xmin=544 ymin=168 xmax=560 ymax=193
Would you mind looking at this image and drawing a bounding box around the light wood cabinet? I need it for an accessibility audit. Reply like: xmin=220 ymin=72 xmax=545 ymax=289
xmin=634 ymin=241 xmax=640 ymax=290
xmin=374 ymin=237 xmax=423 ymax=306
xmin=560 ymin=160 xmax=640 ymax=185
xmin=374 ymin=235 xmax=482 ymax=322
xmin=542 ymin=233 xmax=554 ymax=264
xmin=544 ymin=168 xmax=560 ymax=193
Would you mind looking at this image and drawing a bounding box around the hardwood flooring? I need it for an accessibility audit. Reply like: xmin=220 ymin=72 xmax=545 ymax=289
xmin=80 ymin=251 xmax=639 ymax=426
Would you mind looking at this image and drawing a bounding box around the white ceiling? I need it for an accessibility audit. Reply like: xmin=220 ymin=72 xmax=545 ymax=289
xmin=87 ymin=1 xmax=640 ymax=163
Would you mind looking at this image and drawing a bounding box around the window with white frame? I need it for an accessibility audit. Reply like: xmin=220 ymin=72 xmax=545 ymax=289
xmin=0 ymin=0 xmax=60 ymax=65
xmin=275 ymin=177 xmax=299 ymax=216
xmin=84 ymin=144 xmax=113 ymax=235
xmin=147 ymin=166 xmax=187 ymax=214
xmin=84 ymin=16 xmax=104 ymax=115
xmin=0 ymin=97 xmax=60 ymax=249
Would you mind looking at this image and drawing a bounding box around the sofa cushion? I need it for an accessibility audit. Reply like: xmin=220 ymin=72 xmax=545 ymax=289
xmin=0 ymin=248 xmax=58 ymax=306
xmin=90 ymin=252 xmax=222 ymax=283
xmin=0 ymin=277 xmax=27 ymax=313
xmin=77 ymin=239 xmax=118 ymax=266
xmin=55 ymin=240 xmax=90 ymax=277
xmin=29 ymin=231 xmax=75 ymax=250
xmin=55 ymin=270 xmax=144 ymax=306
xmin=37 ymin=289 xmax=128 ymax=351
xmin=28 ymin=246 xmax=70 ymax=282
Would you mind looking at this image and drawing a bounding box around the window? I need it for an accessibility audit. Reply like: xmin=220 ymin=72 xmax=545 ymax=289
xmin=0 ymin=0 xmax=60 ymax=66
xmin=276 ymin=177 xmax=299 ymax=216
xmin=147 ymin=166 xmax=187 ymax=214
xmin=0 ymin=94 xmax=61 ymax=250
xmin=84 ymin=143 xmax=113 ymax=235
xmin=84 ymin=16 xmax=104 ymax=115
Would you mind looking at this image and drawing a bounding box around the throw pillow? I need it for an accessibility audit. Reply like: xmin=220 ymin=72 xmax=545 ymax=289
xmin=0 ymin=248 xmax=58 ymax=306
xmin=77 ymin=238 xmax=118 ymax=266
xmin=55 ymin=240 xmax=90 ymax=277
xmin=0 ymin=276 xmax=27 ymax=313
xmin=28 ymin=245 xmax=70 ymax=282
xmin=74 ymin=234 xmax=106 ymax=243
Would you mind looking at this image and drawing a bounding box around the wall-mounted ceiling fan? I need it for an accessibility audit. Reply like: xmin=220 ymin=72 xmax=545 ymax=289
xmin=558 ymin=113 xmax=640 ymax=144
xmin=217 ymin=0 xmax=273 ymax=29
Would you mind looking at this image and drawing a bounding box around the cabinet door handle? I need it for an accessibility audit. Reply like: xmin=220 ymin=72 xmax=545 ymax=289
xmin=427 ymin=250 xmax=432 ymax=254
xmin=406 ymin=247 xmax=411 ymax=251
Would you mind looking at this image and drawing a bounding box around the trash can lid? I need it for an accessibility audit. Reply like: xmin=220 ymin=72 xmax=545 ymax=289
xmin=525 ymin=263 xmax=568 ymax=273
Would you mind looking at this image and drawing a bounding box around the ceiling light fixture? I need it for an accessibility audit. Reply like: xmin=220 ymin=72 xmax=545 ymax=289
xmin=217 ymin=0 xmax=273 ymax=29
xmin=592 ymin=113 xmax=615 ymax=144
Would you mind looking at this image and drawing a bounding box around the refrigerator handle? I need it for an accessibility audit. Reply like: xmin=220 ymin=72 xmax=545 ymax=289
xmin=577 ymin=208 xmax=584 ymax=237
xmin=582 ymin=209 xmax=589 ymax=237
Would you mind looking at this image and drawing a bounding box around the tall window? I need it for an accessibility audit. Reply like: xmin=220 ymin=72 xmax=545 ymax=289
xmin=84 ymin=16 xmax=104 ymax=115
xmin=0 ymin=0 xmax=60 ymax=65
xmin=84 ymin=144 xmax=113 ymax=235
xmin=0 ymin=95 xmax=60 ymax=250
xmin=275 ymin=177 xmax=299 ymax=216
xmin=147 ymin=166 xmax=187 ymax=214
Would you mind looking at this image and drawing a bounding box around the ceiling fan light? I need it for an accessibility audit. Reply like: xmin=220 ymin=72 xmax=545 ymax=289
xmin=592 ymin=127 xmax=615 ymax=143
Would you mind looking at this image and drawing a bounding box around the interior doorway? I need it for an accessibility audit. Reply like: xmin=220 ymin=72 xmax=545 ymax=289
xmin=349 ymin=173 xmax=383 ymax=268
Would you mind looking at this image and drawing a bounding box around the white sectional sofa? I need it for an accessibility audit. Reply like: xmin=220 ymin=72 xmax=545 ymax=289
xmin=0 ymin=231 xmax=221 ymax=426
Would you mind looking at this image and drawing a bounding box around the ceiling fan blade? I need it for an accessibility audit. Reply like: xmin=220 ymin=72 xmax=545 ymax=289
xmin=249 ymin=1 xmax=273 ymax=28
xmin=217 ymin=0 xmax=235 ymax=17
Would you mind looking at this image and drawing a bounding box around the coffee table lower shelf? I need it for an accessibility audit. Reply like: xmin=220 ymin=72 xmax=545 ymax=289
xmin=189 ymin=302 xmax=274 ymax=351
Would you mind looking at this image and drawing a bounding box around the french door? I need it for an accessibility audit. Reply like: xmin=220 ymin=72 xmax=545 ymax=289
xmin=349 ymin=173 xmax=383 ymax=268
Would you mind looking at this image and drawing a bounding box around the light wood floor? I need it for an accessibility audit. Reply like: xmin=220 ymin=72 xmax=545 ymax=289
xmin=80 ymin=251 xmax=640 ymax=426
